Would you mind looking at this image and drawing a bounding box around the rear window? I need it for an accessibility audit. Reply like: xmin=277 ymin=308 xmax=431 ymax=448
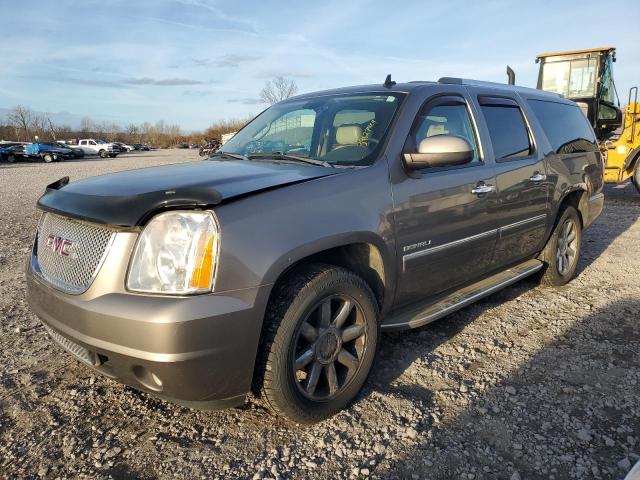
xmin=480 ymin=105 xmax=532 ymax=160
xmin=527 ymin=99 xmax=598 ymax=154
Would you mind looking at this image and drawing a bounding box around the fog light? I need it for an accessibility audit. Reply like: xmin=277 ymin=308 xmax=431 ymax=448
xmin=132 ymin=365 xmax=163 ymax=392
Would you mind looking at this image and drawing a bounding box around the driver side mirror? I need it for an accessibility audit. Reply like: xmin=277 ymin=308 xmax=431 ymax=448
xmin=403 ymin=135 xmax=474 ymax=170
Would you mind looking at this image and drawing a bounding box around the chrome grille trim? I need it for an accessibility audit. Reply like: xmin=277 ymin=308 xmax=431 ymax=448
xmin=43 ymin=324 xmax=100 ymax=366
xmin=35 ymin=213 xmax=116 ymax=294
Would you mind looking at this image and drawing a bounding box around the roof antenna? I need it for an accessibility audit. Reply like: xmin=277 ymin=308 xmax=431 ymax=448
xmin=506 ymin=66 xmax=515 ymax=85
xmin=383 ymin=74 xmax=396 ymax=88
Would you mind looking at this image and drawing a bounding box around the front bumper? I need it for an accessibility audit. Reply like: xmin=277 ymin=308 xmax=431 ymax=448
xmin=26 ymin=262 xmax=270 ymax=409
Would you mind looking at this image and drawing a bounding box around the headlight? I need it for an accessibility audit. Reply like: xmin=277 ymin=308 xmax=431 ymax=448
xmin=127 ymin=211 xmax=219 ymax=294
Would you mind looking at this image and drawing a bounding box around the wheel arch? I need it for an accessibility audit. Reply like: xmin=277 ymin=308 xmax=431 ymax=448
xmin=262 ymin=233 xmax=394 ymax=315
xmin=623 ymin=145 xmax=640 ymax=172
xmin=556 ymin=188 xmax=588 ymax=227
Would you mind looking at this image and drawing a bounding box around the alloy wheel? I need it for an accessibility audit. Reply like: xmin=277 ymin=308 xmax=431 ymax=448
xmin=292 ymin=295 xmax=367 ymax=401
xmin=556 ymin=218 xmax=578 ymax=275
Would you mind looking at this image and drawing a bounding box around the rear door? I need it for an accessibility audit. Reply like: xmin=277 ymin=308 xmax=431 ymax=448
xmin=392 ymin=93 xmax=498 ymax=307
xmin=470 ymin=90 xmax=550 ymax=268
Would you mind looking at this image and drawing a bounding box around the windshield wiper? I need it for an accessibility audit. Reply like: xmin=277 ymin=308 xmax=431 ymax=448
xmin=247 ymin=151 xmax=334 ymax=168
xmin=209 ymin=151 xmax=251 ymax=162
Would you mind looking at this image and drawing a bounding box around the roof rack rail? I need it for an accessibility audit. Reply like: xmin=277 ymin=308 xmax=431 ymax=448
xmin=438 ymin=77 xmax=510 ymax=87
xmin=438 ymin=77 xmax=463 ymax=85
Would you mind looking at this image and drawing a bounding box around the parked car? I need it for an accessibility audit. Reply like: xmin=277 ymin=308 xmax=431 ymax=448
xmin=26 ymin=77 xmax=604 ymax=424
xmin=113 ymin=142 xmax=134 ymax=153
xmin=23 ymin=142 xmax=74 ymax=162
xmin=0 ymin=142 xmax=26 ymax=163
xmin=199 ymin=139 xmax=221 ymax=157
xmin=131 ymin=143 xmax=150 ymax=151
xmin=77 ymin=139 xmax=118 ymax=158
xmin=178 ymin=143 xmax=190 ymax=149
xmin=56 ymin=141 xmax=85 ymax=159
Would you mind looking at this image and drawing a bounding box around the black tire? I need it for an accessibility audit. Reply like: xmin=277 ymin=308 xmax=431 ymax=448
xmin=538 ymin=206 xmax=582 ymax=286
xmin=109 ymin=154 xmax=117 ymax=158
xmin=99 ymin=149 xmax=108 ymax=158
xmin=255 ymin=264 xmax=379 ymax=424
xmin=6 ymin=154 xmax=16 ymax=163
xmin=43 ymin=154 xmax=53 ymax=163
xmin=632 ymin=160 xmax=640 ymax=195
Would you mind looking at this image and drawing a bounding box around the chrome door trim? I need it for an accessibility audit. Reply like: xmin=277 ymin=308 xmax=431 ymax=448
xmin=499 ymin=214 xmax=547 ymax=236
xmin=402 ymin=228 xmax=498 ymax=270
xmin=402 ymin=213 xmax=548 ymax=269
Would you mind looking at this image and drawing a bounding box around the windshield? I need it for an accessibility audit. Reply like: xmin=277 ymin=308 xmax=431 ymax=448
xmin=541 ymin=58 xmax=598 ymax=99
xmin=220 ymin=92 xmax=405 ymax=167
xmin=95 ymin=139 xmax=106 ymax=144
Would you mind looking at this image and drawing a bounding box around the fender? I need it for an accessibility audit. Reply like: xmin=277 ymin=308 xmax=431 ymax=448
xmin=261 ymin=230 xmax=397 ymax=314
xmin=623 ymin=145 xmax=640 ymax=171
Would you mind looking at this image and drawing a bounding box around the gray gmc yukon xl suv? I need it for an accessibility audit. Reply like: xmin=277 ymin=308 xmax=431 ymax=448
xmin=27 ymin=77 xmax=604 ymax=423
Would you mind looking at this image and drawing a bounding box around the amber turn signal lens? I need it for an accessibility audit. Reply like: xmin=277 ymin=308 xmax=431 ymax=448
xmin=189 ymin=232 xmax=216 ymax=290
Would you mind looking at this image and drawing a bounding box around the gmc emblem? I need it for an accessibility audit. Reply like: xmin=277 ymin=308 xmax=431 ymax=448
xmin=46 ymin=234 xmax=77 ymax=258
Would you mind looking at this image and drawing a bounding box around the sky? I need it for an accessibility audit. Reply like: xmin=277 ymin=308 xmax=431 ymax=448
xmin=1 ymin=0 xmax=639 ymax=131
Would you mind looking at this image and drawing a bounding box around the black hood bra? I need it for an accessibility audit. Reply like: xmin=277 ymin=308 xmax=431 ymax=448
xmin=37 ymin=159 xmax=338 ymax=227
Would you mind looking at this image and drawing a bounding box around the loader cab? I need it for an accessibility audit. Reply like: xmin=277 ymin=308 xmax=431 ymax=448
xmin=536 ymin=47 xmax=623 ymax=140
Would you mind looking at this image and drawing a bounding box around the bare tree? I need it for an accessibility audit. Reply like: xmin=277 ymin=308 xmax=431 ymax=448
xmin=79 ymin=116 xmax=93 ymax=134
xmin=6 ymin=105 xmax=34 ymax=141
xmin=260 ymin=76 xmax=298 ymax=105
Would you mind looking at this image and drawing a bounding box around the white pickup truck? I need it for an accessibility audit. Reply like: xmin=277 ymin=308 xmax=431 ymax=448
xmin=77 ymin=139 xmax=119 ymax=158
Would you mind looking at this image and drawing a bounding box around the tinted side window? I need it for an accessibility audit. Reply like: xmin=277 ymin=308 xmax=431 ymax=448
xmin=413 ymin=103 xmax=480 ymax=164
xmin=527 ymin=99 xmax=598 ymax=154
xmin=480 ymin=105 xmax=532 ymax=160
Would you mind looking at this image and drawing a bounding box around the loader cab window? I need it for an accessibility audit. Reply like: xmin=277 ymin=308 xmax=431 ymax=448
xmin=600 ymin=56 xmax=616 ymax=105
xmin=541 ymin=57 xmax=597 ymax=99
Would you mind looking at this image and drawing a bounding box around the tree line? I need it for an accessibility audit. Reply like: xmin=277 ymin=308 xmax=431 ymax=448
xmin=0 ymin=76 xmax=299 ymax=146
xmin=0 ymin=105 xmax=251 ymax=147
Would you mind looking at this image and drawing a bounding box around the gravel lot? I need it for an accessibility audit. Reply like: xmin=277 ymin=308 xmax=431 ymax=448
xmin=1 ymin=149 xmax=639 ymax=479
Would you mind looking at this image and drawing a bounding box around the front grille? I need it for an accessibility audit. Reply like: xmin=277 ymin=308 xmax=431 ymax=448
xmin=43 ymin=324 xmax=100 ymax=366
xmin=36 ymin=213 xmax=115 ymax=294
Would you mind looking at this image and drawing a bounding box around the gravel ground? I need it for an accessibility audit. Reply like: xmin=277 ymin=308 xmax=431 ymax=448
xmin=0 ymin=150 xmax=639 ymax=479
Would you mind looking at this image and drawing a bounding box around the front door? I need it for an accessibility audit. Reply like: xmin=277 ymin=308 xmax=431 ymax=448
xmin=392 ymin=94 xmax=498 ymax=308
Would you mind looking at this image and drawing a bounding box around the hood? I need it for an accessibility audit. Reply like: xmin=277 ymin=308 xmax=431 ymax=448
xmin=37 ymin=159 xmax=338 ymax=227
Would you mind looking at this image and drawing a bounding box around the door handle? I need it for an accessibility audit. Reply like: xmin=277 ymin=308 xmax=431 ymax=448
xmin=471 ymin=184 xmax=495 ymax=195
xmin=529 ymin=173 xmax=547 ymax=182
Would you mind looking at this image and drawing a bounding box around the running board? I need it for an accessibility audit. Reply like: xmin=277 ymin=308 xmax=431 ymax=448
xmin=381 ymin=259 xmax=543 ymax=331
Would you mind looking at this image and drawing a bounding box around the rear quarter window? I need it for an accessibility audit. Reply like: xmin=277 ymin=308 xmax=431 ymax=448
xmin=527 ymin=99 xmax=598 ymax=154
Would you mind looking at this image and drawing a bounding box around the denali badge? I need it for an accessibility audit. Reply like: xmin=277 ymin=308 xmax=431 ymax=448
xmin=46 ymin=234 xmax=77 ymax=258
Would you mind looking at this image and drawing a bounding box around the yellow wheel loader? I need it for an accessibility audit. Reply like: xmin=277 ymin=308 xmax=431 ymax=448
xmin=536 ymin=47 xmax=640 ymax=193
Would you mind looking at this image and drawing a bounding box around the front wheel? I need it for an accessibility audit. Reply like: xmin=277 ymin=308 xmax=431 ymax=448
xmin=538 ymin=206 xmax=582 ymax=286
xmin=256 ymin=265 xmax=379 ymax=424
xmin=99 ymin=149 xmax=108 ymax=158
xmin=43 ymin=154 xmax=54 ymax=163
xmin=6 ymin=154 xmax=16 ymax=163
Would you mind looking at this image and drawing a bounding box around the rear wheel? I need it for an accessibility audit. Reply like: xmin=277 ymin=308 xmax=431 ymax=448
xmin=43 ymin=154 xmax=53 ymax=163
xmin=6 ymin=154 xmax=16 ymax=163
xmin=539 ymin=206 xmax=582 ymax=286
xmin=256 ymin=264 xmax=379 ymax=424
xmin=632 ymin=160 xmax=640 ymax=194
